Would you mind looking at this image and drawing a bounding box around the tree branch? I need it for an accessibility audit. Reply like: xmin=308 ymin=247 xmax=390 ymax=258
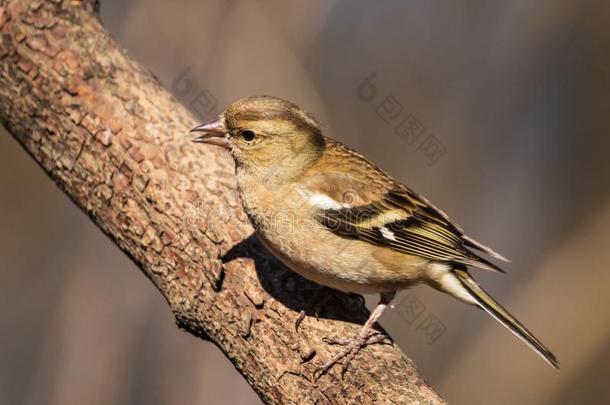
xmin=0 ymin=1 xmax=445 ymax=403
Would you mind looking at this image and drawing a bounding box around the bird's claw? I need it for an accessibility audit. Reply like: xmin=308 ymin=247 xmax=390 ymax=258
xmin=294 ymin=287 xmax=334 ymax=334
xmin=295 ymin=309 xmax=306 ymax=332
xmin=314 ymin=331 xmax=389 ymax=379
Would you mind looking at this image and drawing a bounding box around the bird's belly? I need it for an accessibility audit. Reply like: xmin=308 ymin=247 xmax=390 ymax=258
xmin=256 ymin=224 xmax=425 ymax=294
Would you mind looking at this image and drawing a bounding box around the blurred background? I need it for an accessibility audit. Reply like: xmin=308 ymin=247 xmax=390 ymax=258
xmin=1 ymin=1 xmax=609 ymax=404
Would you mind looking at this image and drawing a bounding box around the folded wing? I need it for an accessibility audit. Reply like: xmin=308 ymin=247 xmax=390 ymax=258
xmin=314 ymin=188 xmax=507 ymax=273
xmin=305 ymin=140 xmax=508 ymax=272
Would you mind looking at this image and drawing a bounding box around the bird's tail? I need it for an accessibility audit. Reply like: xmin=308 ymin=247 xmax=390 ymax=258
xmin=453 ymin=268 xmax=559 ymax=370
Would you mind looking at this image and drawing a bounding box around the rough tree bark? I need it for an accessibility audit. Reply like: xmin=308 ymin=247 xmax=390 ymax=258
xmin=0 ymin=1 xmax=445 ymax=404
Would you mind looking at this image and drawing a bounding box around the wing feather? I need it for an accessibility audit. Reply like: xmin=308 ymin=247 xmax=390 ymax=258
xmin=315 ymin=190 xmax=505 ymax=273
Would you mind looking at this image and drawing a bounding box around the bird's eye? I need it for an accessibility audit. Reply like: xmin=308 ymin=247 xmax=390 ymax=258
xmin=240 ymin=130 xmax=256 ymax=142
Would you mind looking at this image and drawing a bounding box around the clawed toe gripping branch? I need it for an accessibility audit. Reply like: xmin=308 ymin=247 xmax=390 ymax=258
xmin=316 ymin=330 xmax=391 ymax=378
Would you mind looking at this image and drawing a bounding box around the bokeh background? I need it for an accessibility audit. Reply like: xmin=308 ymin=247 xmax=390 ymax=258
xmin=2 ymin=1 xmax=610 ymax=404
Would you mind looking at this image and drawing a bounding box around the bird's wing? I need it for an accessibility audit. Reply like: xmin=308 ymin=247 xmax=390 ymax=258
xmin=391 ymin=186 xmax=510 ymax=263
xmin=303 ymin=140 xmax=508 ymax=272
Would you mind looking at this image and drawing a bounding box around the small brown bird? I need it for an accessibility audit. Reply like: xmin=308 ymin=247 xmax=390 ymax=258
xmin=191 ymin=95 xmax=558 ymax=373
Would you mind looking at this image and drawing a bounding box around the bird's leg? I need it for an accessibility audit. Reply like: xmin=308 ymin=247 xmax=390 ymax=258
xmin=315 ymin=291 xmax=395 ymax=377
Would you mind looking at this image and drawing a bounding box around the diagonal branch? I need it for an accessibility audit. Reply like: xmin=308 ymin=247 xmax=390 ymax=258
xmin=0 ymin=1 xmax=445 ymax=404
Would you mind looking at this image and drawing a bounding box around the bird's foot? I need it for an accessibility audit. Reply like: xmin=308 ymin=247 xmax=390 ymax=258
xmin=314 ymin=329 xmax=388 ymax=378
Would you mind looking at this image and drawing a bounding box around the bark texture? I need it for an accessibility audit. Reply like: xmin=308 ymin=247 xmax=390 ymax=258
xmin=0 ymin=1 xmax=445 ymax=404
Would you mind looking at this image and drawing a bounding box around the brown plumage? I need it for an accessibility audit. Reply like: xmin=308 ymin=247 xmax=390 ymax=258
xmin=191 ymin=95 xmax=559 ymax=374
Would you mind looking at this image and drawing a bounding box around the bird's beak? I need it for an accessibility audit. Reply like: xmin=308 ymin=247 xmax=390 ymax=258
xmin=190 ymin=116 xmax=230 ymax=148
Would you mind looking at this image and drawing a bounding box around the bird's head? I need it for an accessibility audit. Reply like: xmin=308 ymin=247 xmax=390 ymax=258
xmin=191 ymin=96 xmax=326 ymax=181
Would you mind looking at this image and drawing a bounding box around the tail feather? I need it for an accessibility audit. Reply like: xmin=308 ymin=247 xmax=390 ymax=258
xmin=453 ymin=268 xmax=559 ymax=370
